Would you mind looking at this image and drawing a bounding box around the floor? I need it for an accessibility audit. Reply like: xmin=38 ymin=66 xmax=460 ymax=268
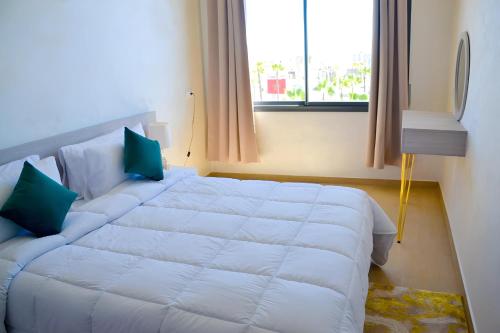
xmin=346 ymin=183 xmax=463 ymax=295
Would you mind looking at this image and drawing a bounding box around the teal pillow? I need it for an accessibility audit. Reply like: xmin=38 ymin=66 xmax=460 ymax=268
xmin=123 ymin=127 xmax=164 ymax=181
xmin=0 ymin=162 xmax=77 ymax=237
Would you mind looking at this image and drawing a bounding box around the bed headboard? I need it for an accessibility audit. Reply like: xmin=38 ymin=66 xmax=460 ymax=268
xmin=0 ymin=112 xmax=156 ymax=165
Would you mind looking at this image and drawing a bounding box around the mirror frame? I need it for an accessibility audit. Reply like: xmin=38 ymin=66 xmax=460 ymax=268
xmin=454 ymin=31 xmax=470 ymax=121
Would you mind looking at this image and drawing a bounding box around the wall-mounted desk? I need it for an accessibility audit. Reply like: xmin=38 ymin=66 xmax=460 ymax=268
xmin=397 ymin=111 xmax=467 ymax=242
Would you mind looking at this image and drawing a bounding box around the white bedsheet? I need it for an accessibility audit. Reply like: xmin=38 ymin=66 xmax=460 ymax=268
xmin=0 ymin=170 xmax=394 ymax=333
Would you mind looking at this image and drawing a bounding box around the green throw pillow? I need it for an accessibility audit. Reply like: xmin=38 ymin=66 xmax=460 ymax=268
xmin=0 ymin=161 xmax=77 ymax=237
xmin=123 ymin=127 xmax=164 ymax=181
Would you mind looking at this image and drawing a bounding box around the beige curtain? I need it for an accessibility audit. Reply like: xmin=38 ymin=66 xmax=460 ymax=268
xmin=366 ymin=0 xmax=409 ymax=168
xmin=205 ymin=0 xmax=259 ymax=163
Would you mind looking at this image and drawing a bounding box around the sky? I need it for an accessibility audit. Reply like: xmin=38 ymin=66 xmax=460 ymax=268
xmin=246 ymin=0 xmax=373 ymax=65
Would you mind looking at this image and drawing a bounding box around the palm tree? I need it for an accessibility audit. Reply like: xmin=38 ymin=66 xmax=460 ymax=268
xmin=360 ymin=66 xmax=370 ymax=92
xmin=314 ymin=68 xmax=338 ymax=101
xmin=354 ymin=62 xmax=371 ymax=92
xmin=339 ymin=76 xmax=351 ymax=101
xmin=327 ymin=84 xmax=336 ymax=98
xmin=256 ymin=62 xmax=264 ymax=101
xmin=346 ymin=73 xmax=362 ymax=95
xmin=314 ymin=79 xmax=328 ymax=101
xmin=271 ymin=63 xmax=285 ymax=101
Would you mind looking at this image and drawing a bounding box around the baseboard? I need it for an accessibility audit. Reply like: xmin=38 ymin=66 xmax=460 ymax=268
xmin=437 ymin=184 xmax=476 ymax=333
xmin=207 ymin=172 xmax=439 ymax=188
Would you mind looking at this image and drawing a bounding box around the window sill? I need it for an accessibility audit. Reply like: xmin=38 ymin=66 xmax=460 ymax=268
xmin=253 ymin=103 xmax=368 ymax=112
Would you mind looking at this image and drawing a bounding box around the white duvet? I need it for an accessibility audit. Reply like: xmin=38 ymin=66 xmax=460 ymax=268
xmin=0 ymin=169 xmax=394 ymax=333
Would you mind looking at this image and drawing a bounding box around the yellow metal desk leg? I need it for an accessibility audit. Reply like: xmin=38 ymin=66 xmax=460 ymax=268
xmin=397 ymin=153 xmax=415 ymax=243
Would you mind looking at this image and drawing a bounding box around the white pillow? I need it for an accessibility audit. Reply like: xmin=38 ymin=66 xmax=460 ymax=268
xmin=0 ymin=155 xmax=40 ymax=242
xmin=84 ymin=142 xmax=128 ymax=199
xmin=0 ymin=155 xmax=40 ymax=205
xmin=32 ymin=156 xmax=62 ymax=185
xmin=58 ymin=123 xmax=144 ymax=198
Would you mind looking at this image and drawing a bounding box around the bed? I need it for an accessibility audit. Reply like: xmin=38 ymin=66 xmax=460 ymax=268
xmin=0 ymin=113 xmax=396 ymax=333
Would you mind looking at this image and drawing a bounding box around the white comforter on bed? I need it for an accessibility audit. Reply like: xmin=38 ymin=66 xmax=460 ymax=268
xmin=0 ymin=169 xmax=393 ymax=333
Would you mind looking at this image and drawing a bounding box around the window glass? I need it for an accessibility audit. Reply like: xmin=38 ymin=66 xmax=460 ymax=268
xmin=307 ymin=0 xmax=372 ymax=102
xmin=246 ymin=0 xmax=305 ymax=102
xmin=246 ymin=0 xmax=372 ymax=104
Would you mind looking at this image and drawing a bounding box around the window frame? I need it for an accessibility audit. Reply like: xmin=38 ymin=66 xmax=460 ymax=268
xmin=252 ymin=0 xmax=372 ymax=112
xmin=253 ymin=101 xmax=369 ymax=112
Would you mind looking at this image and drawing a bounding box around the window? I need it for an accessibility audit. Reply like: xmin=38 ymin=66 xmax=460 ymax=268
xmin=246 ymin=0 xmax=373 ymax=111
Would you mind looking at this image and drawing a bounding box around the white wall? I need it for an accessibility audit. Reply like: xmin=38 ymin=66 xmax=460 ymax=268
xmin=209 ymin=0 xmax=455 ymax=181
xmin=0 ymin=0 xmax=208 ymax=174
xmin=211 ymin=111 xmax=444 ymax=179
xmin=409 ymin=0 xmax=456 ymax=114
xmin=440 ymin=0 xmax=500 ymax=331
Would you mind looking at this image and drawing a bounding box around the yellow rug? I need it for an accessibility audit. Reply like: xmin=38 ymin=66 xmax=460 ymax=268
xmin=364 ymin=283 xmax=469 ymax=333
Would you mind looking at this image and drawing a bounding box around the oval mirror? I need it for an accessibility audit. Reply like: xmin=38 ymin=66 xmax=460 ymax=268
xmin=454 ymin=31 xmax=470 ymax=121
